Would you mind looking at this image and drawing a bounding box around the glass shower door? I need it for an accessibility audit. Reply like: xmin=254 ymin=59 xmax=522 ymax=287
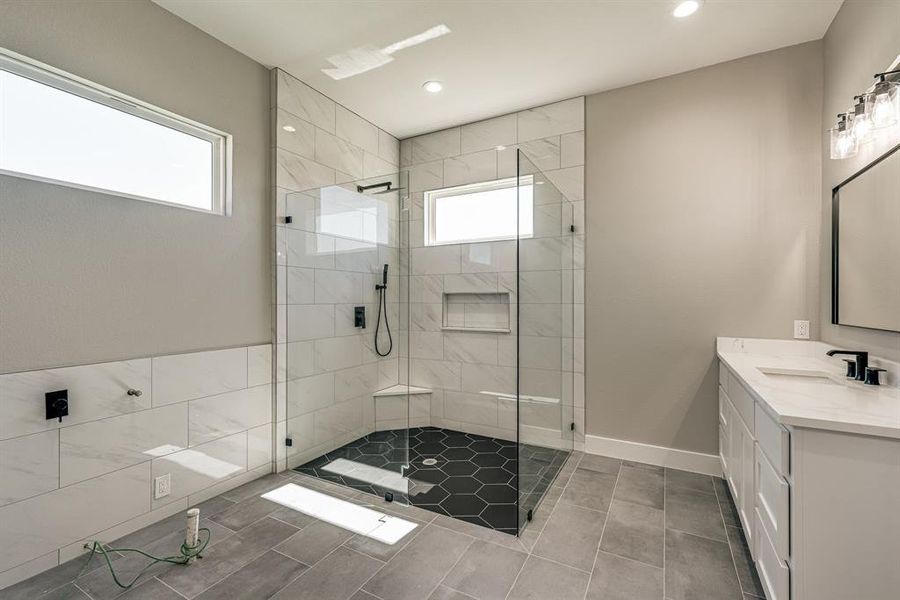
xmin=516 ymin=150 xmax=575 ymax=533
xmin=285 ymin=173 xmax=412 ymax=504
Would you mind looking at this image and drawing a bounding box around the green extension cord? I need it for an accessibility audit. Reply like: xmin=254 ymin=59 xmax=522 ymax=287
xmin=74 ymin=527 xmax=211 ymax=591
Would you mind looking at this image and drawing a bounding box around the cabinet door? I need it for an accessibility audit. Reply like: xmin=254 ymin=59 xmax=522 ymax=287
xmin=739 ymin=418 xmax=755 ymax=554
xmin=729 ymin=409 xmax=744 ymax=510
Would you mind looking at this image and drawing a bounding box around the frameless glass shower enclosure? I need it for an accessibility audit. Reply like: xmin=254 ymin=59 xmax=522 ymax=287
xmin=284 ymin=149 xmax=575 ymax=535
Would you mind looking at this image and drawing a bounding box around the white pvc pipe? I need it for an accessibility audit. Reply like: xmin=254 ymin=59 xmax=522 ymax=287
xmin=184 ymin=508 xmax=200 ymax=564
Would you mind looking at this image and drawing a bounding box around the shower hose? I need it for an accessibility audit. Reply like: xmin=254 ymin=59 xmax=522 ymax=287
xmin=375 ymin=283 xmax=392 ymax=357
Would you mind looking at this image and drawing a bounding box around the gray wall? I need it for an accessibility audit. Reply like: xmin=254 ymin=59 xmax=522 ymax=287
xmin=819 ymin=0 xmax=900 ymax=362
xmin=584 ymin=42 xmax=823 ymax=454
xmin=0 ymin=0 xmax=271 ymax=374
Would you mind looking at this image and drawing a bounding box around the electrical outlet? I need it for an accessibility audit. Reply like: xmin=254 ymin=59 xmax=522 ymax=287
xmin=154 ymin=473 xmax=171 ymax=499
xmin=794 ymin=320 xmax=810 ymax=340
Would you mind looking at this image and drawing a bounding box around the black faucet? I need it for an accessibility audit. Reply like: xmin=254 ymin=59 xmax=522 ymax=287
xmin=826 ymin=350 xmax=868 ymax=381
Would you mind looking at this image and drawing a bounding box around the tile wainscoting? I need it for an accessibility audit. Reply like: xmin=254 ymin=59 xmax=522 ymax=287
xmin=0 ymin=344 xmax=274 ymax=590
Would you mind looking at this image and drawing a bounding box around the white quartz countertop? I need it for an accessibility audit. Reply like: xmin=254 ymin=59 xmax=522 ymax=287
xmin=717 ymin=339 xmax=900 ymax=440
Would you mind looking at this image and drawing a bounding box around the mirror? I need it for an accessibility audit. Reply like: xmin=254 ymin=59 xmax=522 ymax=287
xmin=832 ymin=144 xmax=900 ymax=333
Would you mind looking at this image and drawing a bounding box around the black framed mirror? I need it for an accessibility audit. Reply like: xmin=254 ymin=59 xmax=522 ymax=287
xmin=831 ymin=142 xmax=900 ymax=333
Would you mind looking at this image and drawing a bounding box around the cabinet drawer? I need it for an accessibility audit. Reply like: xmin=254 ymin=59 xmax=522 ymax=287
xmin=726 ymin=371 xmax=755 ymax=435
xmin=719 ymin=362 xmax=729 ymax=395
xmin=755 ymin=444 xmax=790 ymax=561
xmin=718 ymin=387 xmax=729 ymax=429
xmin=755 ymin=507 xmax=790 ymax=600
xmin=719 ymin=422 xmax=729 ymax=474
xmin=755 ymin=403 xmax=790 ymax=476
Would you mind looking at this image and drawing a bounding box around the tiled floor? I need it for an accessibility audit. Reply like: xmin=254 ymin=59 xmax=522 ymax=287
xmin=3 ymin=452 xmax=763 ymax=600
xmin=296 ymin=427 xmax=570 ymax=534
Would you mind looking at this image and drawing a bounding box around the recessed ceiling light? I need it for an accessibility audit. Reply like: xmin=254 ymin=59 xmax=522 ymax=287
xmin=495 ymin=145 xmax=507 ymax=151
xmin=423 ymin=81 xmax=443 ymax=93
xmin=282 ymin=125 xmax=296 ymax=133
xmin=673 ymin=0 xmax=701 ymax=18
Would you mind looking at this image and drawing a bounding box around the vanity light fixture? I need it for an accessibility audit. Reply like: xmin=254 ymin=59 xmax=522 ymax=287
xmin=829 ymin=66 xmax=899 ymax=159
xmin=673 ymin=0 xmax=702 ymax=18
xmin=423 ymin=80 xmax=443 ymax=93
xmin=830 ymin=113 xmax=858 ymax=160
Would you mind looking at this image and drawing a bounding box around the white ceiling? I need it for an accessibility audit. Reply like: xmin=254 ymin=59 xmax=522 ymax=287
xmin=154 ymin=0 xmax=841 ymax=139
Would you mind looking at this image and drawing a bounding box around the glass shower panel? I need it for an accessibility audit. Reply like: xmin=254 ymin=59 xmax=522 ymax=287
xmin=285 ymin=173 xmax=412 ymax=504
xmin=516 ymin=150 xmax=575 ymax=533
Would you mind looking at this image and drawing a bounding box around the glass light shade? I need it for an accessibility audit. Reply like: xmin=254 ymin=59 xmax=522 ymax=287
xmin=871 ymin=80 xmax=899 ymax=129
xmin=849 ymin=95 xmax=874 ymax=143
xmin=829 ymin=116 xmax=858 ymax=160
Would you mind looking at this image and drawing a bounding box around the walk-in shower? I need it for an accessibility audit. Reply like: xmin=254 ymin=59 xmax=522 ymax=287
xmin=284 ymin=149 xmax=575 ymax=535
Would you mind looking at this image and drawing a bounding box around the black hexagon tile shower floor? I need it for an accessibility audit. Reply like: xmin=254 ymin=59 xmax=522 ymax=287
xmin=295 ymin=427 xmax=570 ymax=535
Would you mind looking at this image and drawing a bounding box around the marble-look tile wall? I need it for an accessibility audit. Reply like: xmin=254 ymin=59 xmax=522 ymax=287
xmin=0 ymin=344 xmax=273 ymax=589
xmin=271 ymin=69 xmax=402 ymax=471
xmin=399 ymin=97 xmax=586 ymax=450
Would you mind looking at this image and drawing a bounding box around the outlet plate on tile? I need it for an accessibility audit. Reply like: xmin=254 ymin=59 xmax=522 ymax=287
xmin=154 ymin=473 xmax=171 ymax=500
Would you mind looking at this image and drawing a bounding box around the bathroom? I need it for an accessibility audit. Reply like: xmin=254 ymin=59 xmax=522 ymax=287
xmin=0 ymin=1 xmax=898 ymax=599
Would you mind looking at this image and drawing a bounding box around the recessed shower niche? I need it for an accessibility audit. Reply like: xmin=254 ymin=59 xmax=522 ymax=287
xmin=442 ymin=291 xmax=511 ymax=332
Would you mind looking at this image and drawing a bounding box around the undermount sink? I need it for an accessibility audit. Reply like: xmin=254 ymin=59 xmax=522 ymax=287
xmin=756 ymin=366 xmax=840 ymax=385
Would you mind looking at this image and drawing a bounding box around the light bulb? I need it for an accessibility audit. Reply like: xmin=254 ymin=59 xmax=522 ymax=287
xmin=829 ymin=113 xmax=858 ymax=160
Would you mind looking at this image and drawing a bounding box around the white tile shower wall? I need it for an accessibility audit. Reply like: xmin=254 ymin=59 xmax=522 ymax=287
xmin=400 ymin=96 xmax=586 ymax=450
xmin=271 ymin=69 xmax=401 ymax=471
xmin=0 ymin=344 xmax=273 ymax=587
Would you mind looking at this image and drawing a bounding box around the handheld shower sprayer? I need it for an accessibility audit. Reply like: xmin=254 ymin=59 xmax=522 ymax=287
xmin=374 ymin=263 xmax=392 ymax=356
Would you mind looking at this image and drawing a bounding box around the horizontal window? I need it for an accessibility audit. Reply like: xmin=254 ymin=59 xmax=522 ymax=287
xmin=424 ymin=176 xmax=533 ymax=246
xmin=0 ymin=50 xmax=230 ymax=213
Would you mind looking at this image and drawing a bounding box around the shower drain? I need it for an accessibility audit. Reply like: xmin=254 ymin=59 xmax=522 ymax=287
xmin=421 ymin=458 xmax=438 ymax=467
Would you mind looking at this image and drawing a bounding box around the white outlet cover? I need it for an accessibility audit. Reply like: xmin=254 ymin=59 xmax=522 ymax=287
xmin=793 ymin=320 xmax=810 ymax=340
xmin=154 ymin=473 xmax=171 ymax=499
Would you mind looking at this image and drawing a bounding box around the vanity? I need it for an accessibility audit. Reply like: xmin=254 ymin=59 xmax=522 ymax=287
xmin=717 ymin=338 xmax=900 ymax=600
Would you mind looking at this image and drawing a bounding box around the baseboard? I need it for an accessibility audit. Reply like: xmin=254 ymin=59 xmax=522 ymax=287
xmin=584 ymin=434 xmax=722 ymax=477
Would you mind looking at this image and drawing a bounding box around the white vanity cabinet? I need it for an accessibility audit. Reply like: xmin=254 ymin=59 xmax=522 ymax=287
xmin=718 ymin=355 xmax=900 ymax=600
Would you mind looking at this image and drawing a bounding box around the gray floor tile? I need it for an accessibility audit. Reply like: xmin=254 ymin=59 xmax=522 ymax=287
xmin=4 ymin=583 xmax=91 ymax=600
xmin=274 ymin=520 xmax=354 ymax=566
xmin=113 ymin=497 xmax=236 ymax=551
xmin=193 ymin=550 xmax=307 ymax=599
xmin=531 ymin=502 xmax=605 ymax=571
xmin=714 ymin=478 xmax=741 ymax=528
xmin=272 ymin=546 xmax=383 ymax=600
xmin=442 ymin=539 xmax=527 ymax=600
xmin=343 ymin=522 xmax=423 ymax=562
xmin=430 ymin=514 xmax=524 ymax=551
xmin=577 ymin=454 xmax=622 ymax=475
xmin=665 ymin=529 xmax=743 ymax=600
xmin=665 ymin=485 xmax=727 ymax=541
xmin=115 ymin=578 xmax=184 ymax=599
xmin=599 ymin=499 xmax=664 ymax=567
xmin=665 ymin=468 xmax=715 ymax=494
xmin=76 ymin=519 xmax=234 ymax=600
xmin=506 ymin=555 xmax=590 ymax=600
xmin=559 ymin=469 xmax=617 ymax=512
xmin=158 ymin=517 xmax=298 ymax=598
xmin=725 ymin=525 xmax=765 ymax=598
xmin=267 ymin=506 xmax=317 ymax=529
xmin=622 ymin=460 xmax=664 ymax=473
xmin=349 ymin=591 xmax=381 ymax=600
xmin=209 ymin=496 xmax=283 ymax=532
xmin=614 ymin=465 xmax=664 ymax=509
xmin=428 ymin=585 xmax=472 ymax=599
xmin=586 ymin=551 xmax=663 ymax=600
xmin=1 ymin=552 xmax=120 ymax=600
xmin=362 ymin=524 xmax=472 ymax=600
xmin=221 ymin=474 xmax=291 ymax=503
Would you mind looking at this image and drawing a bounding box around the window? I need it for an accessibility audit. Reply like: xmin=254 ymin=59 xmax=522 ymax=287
xmin=424 ymin=176 xmax=533 ymax=246
xmin=0 ymin=50 xmax=230 ymax=214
